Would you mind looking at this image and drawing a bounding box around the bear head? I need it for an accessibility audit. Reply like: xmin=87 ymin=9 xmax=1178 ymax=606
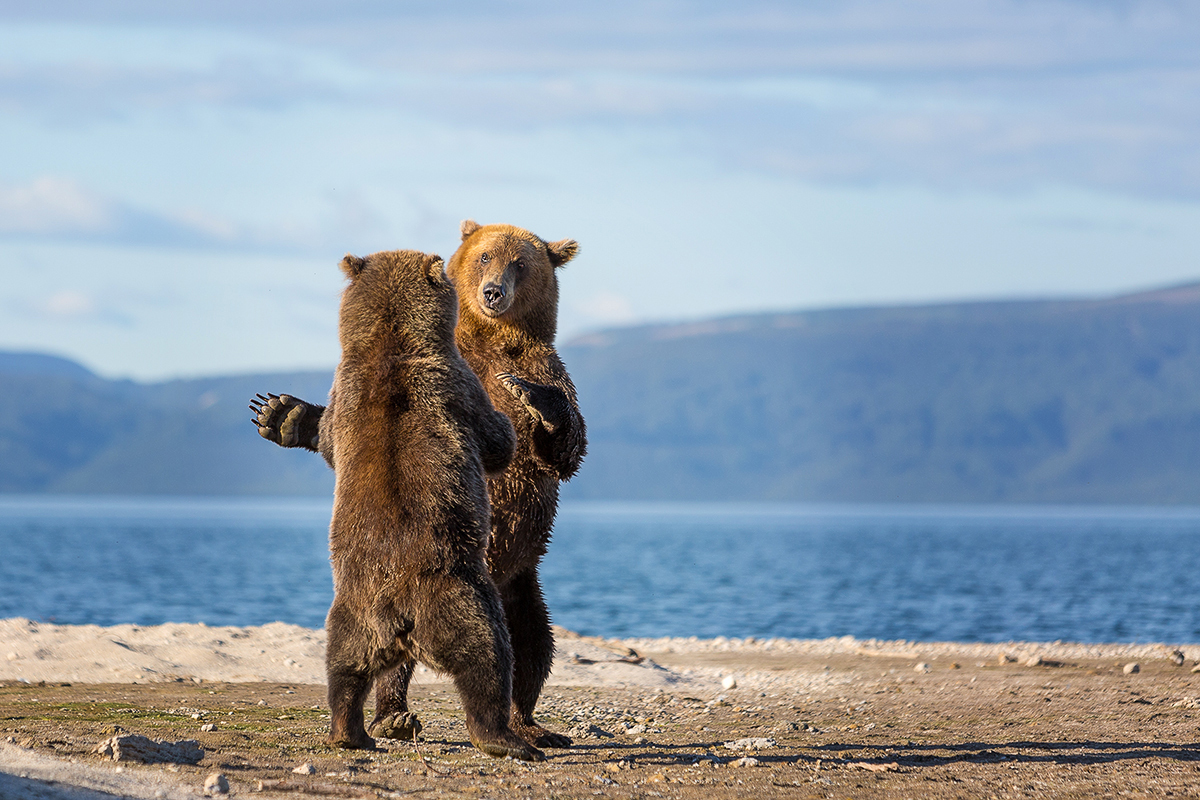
xmin=447 ymin=220 xmax=578 ymax=341
xmin=336 ymin=249 xmax=456 ymax=361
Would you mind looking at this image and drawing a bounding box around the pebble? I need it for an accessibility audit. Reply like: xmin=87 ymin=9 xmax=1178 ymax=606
xmin=914 ymin=663 xmax=932 ymax=673
xmin=200 ymin=723 xmax=217 ymax=732
xmin=731 ymin=756 xmax=760 ymax=767
xmin=5 ymin=653 xmax=16 ymax=661
xmin=1124 ymin=663 xmax=1141 ymax=675
xmin=1191 ymin=664 xmax=1200 ymax=674
xmin=1024 ymin=656 xmax=1045 ymax=667
xmin=721 ymin=675 xmax=738 ymax=690
xmin=999 ymin=653 xmax=1018 ymax=664
xmin=1169 ymin=650 xmax=1186 ymax=667
xmin=203 ymin=773 xmax=229 ymax=796
xmin=293 ymin=763 xmax=317 ymax=775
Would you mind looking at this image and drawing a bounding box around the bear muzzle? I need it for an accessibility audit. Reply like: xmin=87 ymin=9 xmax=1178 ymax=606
xmin=479 ymin=282 xmax=512 ymax=316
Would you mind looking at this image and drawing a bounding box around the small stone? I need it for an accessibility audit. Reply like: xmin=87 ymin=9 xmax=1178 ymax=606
xmin=584 ymin=724 xmax=614 ymax=739
xmin=95 ymin=735 xmax=203 ymax=765
xmin=5 ymin=653 xmax=16 ymax=661
xmin=723 ymin=737 xmax=777 ymax=751
xmin=203 ymin=773 xmax=229 ymax=796
xmin=1191 ymin=664 xmax=1200 ymax=674
xmin=914 ymin=662 xmax=932 ymax=673
xmin=1024 ymin=656 xmax=1044 ymax=667
xmin=633 ymin=736 xmax=648 ymax=745
xmin=732 ymin=756 xmax=760 ymax=767
xmin=999 ymin=653 xmax=1018 ymax=664
xmin=1124 ymin=663 xmax=1141 ymax=675
xmin=1169 ymin=650 xmax=1186 ymax=667
xmin=200 ymin=723 xmax=217 ymax=732
xmin=293 ymin=763 xmax=317 ymax=775
xmin=721 ymin=675 xmax=738 ymax=690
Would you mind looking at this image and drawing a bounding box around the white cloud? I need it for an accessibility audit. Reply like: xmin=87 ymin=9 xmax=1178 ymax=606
xmin=0 ymin=177 xmax=112 ymax=235
xmin=42 ymin=290 xmax=95 ymax=318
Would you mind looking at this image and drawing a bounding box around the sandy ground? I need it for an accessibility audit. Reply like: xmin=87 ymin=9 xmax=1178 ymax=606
xmin=4 ymin=620 xmax=1200 ymax=798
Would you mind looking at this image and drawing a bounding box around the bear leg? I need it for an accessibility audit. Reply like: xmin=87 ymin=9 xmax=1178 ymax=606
xmin=413 ymin=573 xmax=544 ymax=762
xmin=368 ymin=659 xmax=422 ymax=740
xmin=325 ymin=602 xmax=377 ymax=750
xmin=502 ymin=568 xmax=572 ymax=748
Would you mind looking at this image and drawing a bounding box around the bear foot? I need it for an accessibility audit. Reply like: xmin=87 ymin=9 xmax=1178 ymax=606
xmin=326 ymin=731 xmax=376 ymax=751
xmin=368 ymin=711 xmax=422 ymax=741
xmin=513 ymin=719 xmax=572 ymax=749
xmin=470 ymin=732 xmax=545 ymax=762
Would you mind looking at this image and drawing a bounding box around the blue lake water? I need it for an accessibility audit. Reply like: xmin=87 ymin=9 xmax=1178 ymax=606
xmin=3 ymin=496 xmax=1200 ymax=643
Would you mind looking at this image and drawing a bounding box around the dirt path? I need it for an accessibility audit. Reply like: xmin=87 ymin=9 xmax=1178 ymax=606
xmin=4 ymin=640 xmax=1200 ymax=798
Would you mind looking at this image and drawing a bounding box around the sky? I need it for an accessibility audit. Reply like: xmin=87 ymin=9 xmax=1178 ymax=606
xmin=2 ymin=0 xmax=1200 ymax=381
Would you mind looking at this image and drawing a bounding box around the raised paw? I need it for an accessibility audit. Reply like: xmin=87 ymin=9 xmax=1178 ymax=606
xmin=249 ymin=393 xmax=316 ymax=449
xmin=494 ymin=373 xmax=561 ymax=433
xmin=367 ymin=711 xmax=422 ymax=741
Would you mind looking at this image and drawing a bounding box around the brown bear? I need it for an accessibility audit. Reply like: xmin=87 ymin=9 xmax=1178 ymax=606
xmin=252 ymin=221 xmax=586 ymax=749
xmin=315 ymin=248 xmax=541 ymax=762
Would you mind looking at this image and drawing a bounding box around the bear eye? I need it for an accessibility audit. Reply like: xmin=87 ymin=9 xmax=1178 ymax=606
xmin=514 ymin=259 xmax=525 ymax=271
xmin=480 ymin=252 xmax=490 ymax=264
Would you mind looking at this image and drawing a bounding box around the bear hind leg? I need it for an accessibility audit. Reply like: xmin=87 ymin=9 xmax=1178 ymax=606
xmin=412 ymin=573 xmax=543 ymax=762
xmin=325 ymin=601 xmax=377 ymax=750
xmin=503 ymin=568 xmax=571 ymax=748
xmin=368 ymin=659 xmax=422 ymax=740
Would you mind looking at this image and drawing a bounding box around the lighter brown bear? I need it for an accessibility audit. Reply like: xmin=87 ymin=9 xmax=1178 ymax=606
xmin=252 ymin=222 xmax=586 ymax=749
xmin=316 ymin=248 xmax=540 ymax=762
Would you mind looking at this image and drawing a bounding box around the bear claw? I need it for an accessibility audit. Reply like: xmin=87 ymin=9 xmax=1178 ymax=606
xmin=471 ymin=735 xmax=545 ymax=762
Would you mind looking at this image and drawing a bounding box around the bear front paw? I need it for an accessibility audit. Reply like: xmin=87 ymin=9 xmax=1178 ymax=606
xmin=495 ymin=373 xmax=562 ymax=433
xmin=249 ymin=393 xmax=314 ymax=448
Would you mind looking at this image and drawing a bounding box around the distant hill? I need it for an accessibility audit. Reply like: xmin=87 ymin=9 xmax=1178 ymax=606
xmin=6 ymin=281 xmax=1200 ymax=502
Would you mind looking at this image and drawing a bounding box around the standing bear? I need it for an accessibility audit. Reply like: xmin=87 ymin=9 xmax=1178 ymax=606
xmin=316 ymin=248 xmax=541 ymax=762
xmin=251 ymin=221 xmax=586 ymax=748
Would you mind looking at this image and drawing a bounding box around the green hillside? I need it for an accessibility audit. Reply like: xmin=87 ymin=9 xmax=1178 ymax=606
xmin=4 ymin=283 xmax=1200 ymax=502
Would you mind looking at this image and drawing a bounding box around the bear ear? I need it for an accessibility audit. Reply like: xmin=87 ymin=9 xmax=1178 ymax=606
xmin=426 ymin=256 xmax=447 ymax=284
xmin=546 ymin=238 xmax=579 ymax=268
xmin=339 ymin=254 xmax=367 ymax=279
xmin=460 ymin=219 xmax=482 ymax=241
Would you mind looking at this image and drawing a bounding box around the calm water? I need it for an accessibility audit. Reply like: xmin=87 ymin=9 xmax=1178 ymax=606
xmin=3 ymin=496 xmax=1200 ymax=643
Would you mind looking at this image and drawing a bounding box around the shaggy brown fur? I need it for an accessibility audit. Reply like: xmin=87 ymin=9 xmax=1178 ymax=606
xmin=251 ymin=223 xmax=587 ymax=749
xmin=316 ymin=249 xmax=539 ymax=762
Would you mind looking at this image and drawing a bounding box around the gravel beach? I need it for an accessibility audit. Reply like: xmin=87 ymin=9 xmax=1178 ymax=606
xmin=4 ymin=620 xmax=1200 ymax=798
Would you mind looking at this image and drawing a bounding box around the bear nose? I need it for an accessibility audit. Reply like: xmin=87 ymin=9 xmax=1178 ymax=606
xmin=482 ymin=282 xmax=507 ymax=307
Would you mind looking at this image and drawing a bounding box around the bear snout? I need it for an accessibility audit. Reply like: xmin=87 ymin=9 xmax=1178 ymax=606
xmin=480 ymin=282 xmax=511 ymax=314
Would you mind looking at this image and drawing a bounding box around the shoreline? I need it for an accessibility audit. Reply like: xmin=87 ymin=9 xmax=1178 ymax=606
xmin=3 ymin=618 xmax=1196 ymax=688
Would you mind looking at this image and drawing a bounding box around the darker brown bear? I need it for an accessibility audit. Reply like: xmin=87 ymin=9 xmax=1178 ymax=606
xmin=317 ymin=249 xmax=539 ymax=762
xmin=251 ymin=222 xmax=586 ymax=748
